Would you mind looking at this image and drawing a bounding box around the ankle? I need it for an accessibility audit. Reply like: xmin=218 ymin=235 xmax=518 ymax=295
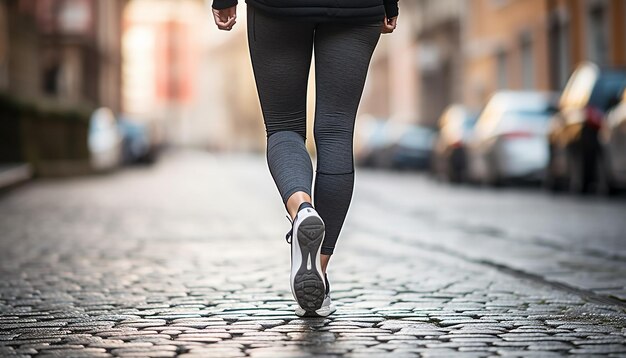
xmin=298 ymin=202 xmax=313 ymax=212
xmin=286 ymin=191 xmax=312 ymax=219
xmin=321 ymin=254 xmax=330 ymax=273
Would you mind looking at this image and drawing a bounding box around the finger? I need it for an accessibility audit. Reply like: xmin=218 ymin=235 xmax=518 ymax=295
xmin=381 ymin=18 xmax=391 ymax=32
xmin=213 ymin=10 xmax=235 ymax=23
xmin=214 ymin=17 xmax=235 ymax=29
xmin=386 ymin=17 xmax=397 ymax=30
xmin=218 ymin=23 xmax=234 ymax=31
xmin=213 ymin=14 xmax=228 ymax=27
xmin=216 ymin=21 xmax=230 ymax=29
xmin=223 ymin=16 xmax=236 ymax=28
xmin=224 ymin=8 xmax=236 ymax=17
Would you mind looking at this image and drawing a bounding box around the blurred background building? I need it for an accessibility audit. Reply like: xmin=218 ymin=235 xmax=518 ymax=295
xmin=1 ymin=0 xmax=626 ymax=182
xmin=122 ymin=0 xmax=262 ymax=151
xmin=462 ymin=0 xmax=626 ymax=108
xmin=1 ymin=0 xmax=126 ymax=111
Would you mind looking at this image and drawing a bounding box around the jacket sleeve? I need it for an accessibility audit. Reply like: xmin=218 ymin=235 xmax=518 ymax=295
xmin=384 ymin=0 xmax=399 ymax=18
xmin=212 ymin=0 xmax=238 ymax=10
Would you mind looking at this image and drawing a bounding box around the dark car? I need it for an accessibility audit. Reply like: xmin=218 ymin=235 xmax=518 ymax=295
xmin=432 ymin=105 xmax=478 ymax=182
xmin=546 ymin=62 xmax=626 ymax=193
xmin=598 ymin=89 xmax=626 ymax=194
xmin=355 ymin=119 xmax=435 ymax=171
xmin=388 ymin=124 xmax=436 ymax=170
xmin=117 ymin=116 xmax=159 ymax=164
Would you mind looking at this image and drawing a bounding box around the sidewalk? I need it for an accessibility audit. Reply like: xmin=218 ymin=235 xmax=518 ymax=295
xmin=0 ymin=163 xmax=32 ymax=191
xmin=0 ymin=149 xmax=625 ymax=357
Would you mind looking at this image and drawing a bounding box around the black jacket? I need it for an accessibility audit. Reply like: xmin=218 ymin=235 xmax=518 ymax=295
xmin=212 ymin=0 xmax=399 ymax=23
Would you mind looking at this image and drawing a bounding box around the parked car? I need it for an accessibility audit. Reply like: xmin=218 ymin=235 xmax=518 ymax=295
xmin=355 ymin=118 xmax=407 ymax=168
xmin=546 ymin=62 xmax=626 ymax=193
xmin=598 ymin=89 xmax=626 ymax=194
xmin=355 ymin=118 xmax=435 ymax=170
xmin=467 ymin=91 xmax=557 ymax=186
xmin=88 ymin=107 xmax=122 ymax=171
xmin=117 ymin=115 xmax=157 ymax=164
xmin=387 ymin=124 xmax=436 ymax=170
xmin=432 ymin=105 xmax=478 ymax=182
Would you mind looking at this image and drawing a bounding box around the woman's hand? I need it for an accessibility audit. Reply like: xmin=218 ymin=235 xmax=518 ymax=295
xmin=381 ymin=16 xmax=398 ymax=34
xmin=213 ymin=6 xmax=237 ymax=31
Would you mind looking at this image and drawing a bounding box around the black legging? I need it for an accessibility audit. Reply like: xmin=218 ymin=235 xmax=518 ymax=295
xmin=247 ymin=5 xmax=381 ymax=255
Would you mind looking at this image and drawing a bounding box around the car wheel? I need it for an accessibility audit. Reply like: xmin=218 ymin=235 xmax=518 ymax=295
xmin=545 ymin=170 xmax=563 ymax=192
xmin=448 ymin=164 xmax=462 ymax=184
xmin=567 ymin=152 xmax=590 ymax=194
xmin=596 ymin=153 xmax=619 ymax=196
xmin=545 ymin=146 xmax=565 ymax=192
xmin=484 ymin=160 xmax=502 ymax=187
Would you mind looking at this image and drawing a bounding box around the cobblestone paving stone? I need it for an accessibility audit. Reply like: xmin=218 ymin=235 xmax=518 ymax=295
xmin=1 ymin=149 xmax=625 ymax=357
xmin=352 ymin=171 xmax=626 ymax=302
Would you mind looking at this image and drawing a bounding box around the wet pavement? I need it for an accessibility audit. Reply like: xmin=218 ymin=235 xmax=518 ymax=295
xmin=1 ymin=148 xmax=625 ymax=357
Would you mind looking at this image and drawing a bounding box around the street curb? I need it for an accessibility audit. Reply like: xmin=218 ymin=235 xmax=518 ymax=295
xmin=0 ymin=163 xmax=33 ymax=192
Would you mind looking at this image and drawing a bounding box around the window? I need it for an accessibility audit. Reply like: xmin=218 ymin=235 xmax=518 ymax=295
xmin=520 ymin=33 xmax=534 ymax=89
xmin=497 ymin=49 xmax=508 ymax=89
xmin=586 ymin=3 xmax=609 ymax=66
xmin=43 ymin=64 xmax=60 ymax=95
xmin=490 ymin=0 xmax=509 ymax=9
xmin=549 ymin=17 xmax=570 ymax=90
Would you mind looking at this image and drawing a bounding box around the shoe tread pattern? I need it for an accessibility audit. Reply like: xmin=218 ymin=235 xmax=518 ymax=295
xmin=294 ymin=216 xmax=325 ymax=312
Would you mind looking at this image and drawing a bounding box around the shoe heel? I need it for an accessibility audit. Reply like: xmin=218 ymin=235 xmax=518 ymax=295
xmin=297 ymin=221 xmax=325 ymax=250
xmin=294 ymin=216 xmax=325 ymax=311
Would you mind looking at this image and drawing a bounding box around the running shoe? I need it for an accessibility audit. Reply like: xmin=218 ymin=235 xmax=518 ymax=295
xmin=285 ymin=202 xmax=326 ymax=314
xmin=295 ymin=273 xmax=336 ymax=317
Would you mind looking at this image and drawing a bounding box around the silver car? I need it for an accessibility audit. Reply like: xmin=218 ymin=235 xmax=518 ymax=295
xmin=599 ymin=90 xmax=626 ymax=194
xmin=468 ymin=91 xmax=557 ymax=185
xmin=432 ymin=104 xmax=478 ymax=183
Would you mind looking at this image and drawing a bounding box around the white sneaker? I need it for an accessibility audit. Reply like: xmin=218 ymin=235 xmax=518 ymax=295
xmin=285 ymin=203 xmax=326 ymax=314
xmin=295 ymin=273 xmax=336 ymax=317
xmin=295 ymin=294 xmax=336 ymax=317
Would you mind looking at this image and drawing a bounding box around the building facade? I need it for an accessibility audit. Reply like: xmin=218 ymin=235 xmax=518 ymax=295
xmin=463 ymin=0 xmax=626 ymax=109
xmin=413 ymin=0 xmax=466 ymax=125
xmin=546 ymin=0 xmax=626 ymax=89
xmin=463 ymin=0 xmax=552 ymax=108
xmin=1 ymin=0 xmax=126 ymax=112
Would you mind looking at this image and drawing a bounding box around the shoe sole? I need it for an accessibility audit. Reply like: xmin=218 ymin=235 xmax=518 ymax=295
xmin=295 ymin=299 xmax=336 ymax=318
xmin=292 ymin=215 xmax=325 ymax=313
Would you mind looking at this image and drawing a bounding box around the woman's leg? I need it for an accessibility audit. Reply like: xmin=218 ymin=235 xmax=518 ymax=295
xmin=247 ymin=6 xmax=316 ymax=214
xmin=312 ymin=21 xmax=382 ymax=261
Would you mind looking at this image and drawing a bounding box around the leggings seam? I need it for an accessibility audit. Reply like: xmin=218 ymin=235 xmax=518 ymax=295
xmin=316 ymin=170 xmax=354 ymax=176
xmin=267 ymin=130 xmax=306 ymax=141
xmin=321 ymin=246 xmax=335 ymax=255
xmin=267 ymin=138 xmax=305 ymax=150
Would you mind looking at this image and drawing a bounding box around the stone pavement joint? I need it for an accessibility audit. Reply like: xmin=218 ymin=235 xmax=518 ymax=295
xmin=0 ymin=149 xmax=625 ymax=357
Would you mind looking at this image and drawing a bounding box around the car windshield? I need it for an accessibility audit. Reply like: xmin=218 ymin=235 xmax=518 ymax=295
xmin=462 ymin=115 xmax=478 ymax=130
xmin=460 ymin=115 xmax=478 ymax=138
xmin=503 ymin=110 xmax=551 ymax=121
xmin=398 ymin=126 xmax=435 ymax=149
xmin=497 ymin=110 xmax=551 ymax=133
xmin=590 ymin=72 xmax=626 ymax=110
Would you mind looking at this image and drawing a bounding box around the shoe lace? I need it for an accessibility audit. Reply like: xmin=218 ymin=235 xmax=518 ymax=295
xmin=285 ymin=215 xmax=294 ymax=244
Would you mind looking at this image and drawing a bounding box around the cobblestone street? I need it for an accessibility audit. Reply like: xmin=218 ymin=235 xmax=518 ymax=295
xmin=1 ymin=149 xmax=626 ymax=357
